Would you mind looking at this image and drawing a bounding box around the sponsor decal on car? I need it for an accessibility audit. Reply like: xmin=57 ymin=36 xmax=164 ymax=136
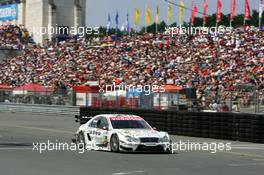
xmin=110 ymin=116 xmax=143 ymax=121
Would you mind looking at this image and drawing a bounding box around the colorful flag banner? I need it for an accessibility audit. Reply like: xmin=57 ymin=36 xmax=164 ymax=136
xmin=107 ymin=13 xmax=111 ymax=32
xmin=191 ymin=1 xmax=197 ymax=25
xmin=155 ymin=6 xmax=159 ymax=24
xmin=115 ymin=11 xmax=119 ymax=30
xmin=260 ymin=0 xmax=264 ymax=18
xmin=146 ymin=6 xmax=151 ymax=25
xmin=179 ymin=0 xmax=184 ymax=24
xmin=168 ymin=4 xmax=172 ymax=23
xmin=203 ymin=0 xmax=208 ymax=25
xmin=134 ymin=8 xmax=140 ymax=26
xmin=230 ymin=0 xmax=236 ymax=22
xmin=126 ymin=13 xmax=130 ymax=33
xmin=244 ymin=0 xmax=251 ymax=21
xmin=216 ymin=0 xmax=222 ymax=23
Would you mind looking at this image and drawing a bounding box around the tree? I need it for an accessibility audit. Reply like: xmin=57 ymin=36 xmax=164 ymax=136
xmin=0 ymin=0 xmax=20 ymax=5
xmin=191 ymin=10 xmax=264 ymax=27
xmin=139 ymin=20 xmax=168 ymax=34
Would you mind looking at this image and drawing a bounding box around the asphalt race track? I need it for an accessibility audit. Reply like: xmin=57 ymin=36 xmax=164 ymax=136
xmin=0 ymin=112 xmax=264 ymax=175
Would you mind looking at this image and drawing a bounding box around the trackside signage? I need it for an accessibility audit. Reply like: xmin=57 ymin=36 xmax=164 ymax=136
xmin=0 ymin=4 xmax=18 ymax=21
xmin=110 ymin=116 xmax=143 ymax=120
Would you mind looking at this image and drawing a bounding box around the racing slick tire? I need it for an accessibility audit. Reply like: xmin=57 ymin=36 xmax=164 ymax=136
xmin=110 ymin=134 xmax=120 ymax=152
xmin=168 ymin=140 xmax=174 ymax=154
xmin=77 ymin=132 xmax=86 ymax=149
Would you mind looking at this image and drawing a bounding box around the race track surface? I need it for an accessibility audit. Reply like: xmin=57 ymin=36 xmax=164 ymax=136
xmin=0 ymin=112 xmax=264 ymax=175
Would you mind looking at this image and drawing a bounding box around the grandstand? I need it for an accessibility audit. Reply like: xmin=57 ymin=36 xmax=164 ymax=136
xmin=0 ymin=24 xmax=263 ymax=112
xmin=0 ymin=0 xmax=263 ymax=113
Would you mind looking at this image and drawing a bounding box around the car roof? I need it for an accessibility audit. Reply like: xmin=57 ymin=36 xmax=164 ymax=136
xmin=96 ymin=114 xmax=141 ymax=118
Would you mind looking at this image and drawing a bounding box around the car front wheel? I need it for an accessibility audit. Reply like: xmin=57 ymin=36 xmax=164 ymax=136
xmin=110 ymin=134 xmax=120 ymax=152
xmin=77 ymin=132 xmax=86 ymax=149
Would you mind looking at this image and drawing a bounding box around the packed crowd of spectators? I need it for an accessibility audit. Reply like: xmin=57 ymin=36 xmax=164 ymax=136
xmin=0 ymin=25 xmax=263 ymax=109
xmin=0 ymin=25 xmax=29 ymax=50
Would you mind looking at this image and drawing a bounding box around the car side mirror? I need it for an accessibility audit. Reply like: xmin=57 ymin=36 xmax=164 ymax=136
xmin=153 ymin=127 xmax=157 ymax=130
xmin=101 ymin=126 xmax=108 ymax=131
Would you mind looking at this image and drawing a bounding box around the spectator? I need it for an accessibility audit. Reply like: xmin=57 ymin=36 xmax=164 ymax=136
xmin=0 ymin=25 xmax=263 ymax=110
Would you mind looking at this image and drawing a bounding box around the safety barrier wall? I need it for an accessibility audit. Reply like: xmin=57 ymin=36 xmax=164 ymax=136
xmin=79 ymin=107 xmax=264 ymax=143
xmin=0 ymin=103 xmax=79 ymax=116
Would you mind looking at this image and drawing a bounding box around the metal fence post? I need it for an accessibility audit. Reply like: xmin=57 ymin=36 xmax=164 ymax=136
xmin=230 ymin=91 xmax=233 ymax=112
xmin=99 ymin=92 xmax=103 ymax=108
xmin=177 ymin=91 xmax=179 ymax=111
xmin=158 ymin=92 xmax=161 ymax=109
xmin=255 ymin=90 xmax=259 ymax=113
xmin=71 ymin=89 xmax=76 ymax=106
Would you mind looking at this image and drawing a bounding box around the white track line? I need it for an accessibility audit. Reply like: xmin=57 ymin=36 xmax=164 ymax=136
xmin=229 ymin=163 xmax=264 ymax=167
xmin=232 ymin=147 xmax=264 ymax=150
xmin=0 ymin=124 xmax=72 ymax=134
xmin=15 ymin=126 xmax=73 ymax=134
xmin=112 ymin=170 xmax=147 ymax=175
xmin=219 ymin=150 xmax=264 ymax=159
xmin=0 ymin=148 xmax=32 ymax=150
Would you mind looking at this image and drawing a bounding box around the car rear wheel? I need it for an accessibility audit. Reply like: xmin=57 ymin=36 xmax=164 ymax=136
xmin=77 ymin=132 xmax=86 ymax=149
xmin=110 ymin=134 xmax=120 ymax=152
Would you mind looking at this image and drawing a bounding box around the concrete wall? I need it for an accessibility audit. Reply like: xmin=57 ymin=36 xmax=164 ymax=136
xmin=25 ymin=0 xmax=44 ymax=44
xmin=4 ymin=0 xmax=86 ymax=44
xmin=78 ymin=107 xmax=264 ymax=143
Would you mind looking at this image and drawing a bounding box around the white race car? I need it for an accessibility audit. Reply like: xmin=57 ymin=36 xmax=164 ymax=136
xmin=74 ymin=114 xmax=172 ymax=153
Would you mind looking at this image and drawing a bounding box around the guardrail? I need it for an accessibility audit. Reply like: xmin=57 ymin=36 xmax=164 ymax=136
xmin=78 ymin=107 xmax=264 ymax=143
xmin=0 ymin=103 xmax=79 ymax=116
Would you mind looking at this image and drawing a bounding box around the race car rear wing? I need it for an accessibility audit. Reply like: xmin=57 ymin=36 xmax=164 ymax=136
xmin=75 ymin=115 xmax=93 ymax=124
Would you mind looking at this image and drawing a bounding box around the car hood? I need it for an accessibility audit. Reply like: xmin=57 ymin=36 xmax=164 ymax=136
xmin=115 ymin=129 xmax=166 ymax=138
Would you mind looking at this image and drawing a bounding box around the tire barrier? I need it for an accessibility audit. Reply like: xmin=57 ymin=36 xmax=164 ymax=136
xmin=77 ymin=107 xmax=264 ymax=143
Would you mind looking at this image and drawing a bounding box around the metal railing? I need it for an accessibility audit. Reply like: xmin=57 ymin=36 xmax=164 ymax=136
xmin=0 ymin=90 xmax=75 ymax=106
xmin=0 ymin=103 xmax=79 ymax=116
xmin=0 ymin=89 xmax=263 ymax=114
xmin=81 ymin=90 xmax=263 ymax=113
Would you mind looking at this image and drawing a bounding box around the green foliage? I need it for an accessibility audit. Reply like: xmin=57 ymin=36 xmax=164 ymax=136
xmin=138 ymin=20 xmax=168 ymax=34
xmin=192 ymin=10 xmax=264 ymax=27
xmin=0 ymin=0 xmax=20 ymax=5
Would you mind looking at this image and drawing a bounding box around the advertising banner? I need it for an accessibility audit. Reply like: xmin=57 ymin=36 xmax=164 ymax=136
xmin=0 ymin=4 xmax=18 ymax=21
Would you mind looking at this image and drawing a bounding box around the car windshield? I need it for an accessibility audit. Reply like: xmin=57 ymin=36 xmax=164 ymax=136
xmin=111 ymin=119 xmax=152 ymax=129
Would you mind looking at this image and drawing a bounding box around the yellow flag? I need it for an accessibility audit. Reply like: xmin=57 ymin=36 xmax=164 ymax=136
xmin=179 ymin=0 xmax=184 ymax=24
xmin=146 ymin=6 xmax=151 ymax=25
xmin=168 ymin=4 xmax=172 ymax=23
xmin=155 ymin=6 xmax=159 ymax=24
xmin=134 ymin=8 xmax=140 ymax=26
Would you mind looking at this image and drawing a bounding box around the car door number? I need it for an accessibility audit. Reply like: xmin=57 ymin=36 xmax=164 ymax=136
xmin=89 ymin=130 xmax=101 ymax=136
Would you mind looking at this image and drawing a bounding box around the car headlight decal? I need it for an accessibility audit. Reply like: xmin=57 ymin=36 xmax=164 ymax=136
xmin=159 ymin=136 xmax=169 ymax=142
xmin=125 ymin=136 xmax=139 ymax=142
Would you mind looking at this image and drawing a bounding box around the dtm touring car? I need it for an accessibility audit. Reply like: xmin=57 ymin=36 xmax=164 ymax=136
xmin=73 ymin=114 xmax=172 ymax=153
